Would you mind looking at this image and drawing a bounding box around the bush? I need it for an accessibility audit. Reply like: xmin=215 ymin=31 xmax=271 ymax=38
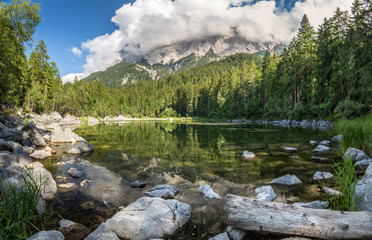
xmin=333 ymin=99 xmax=363 ymax=119
xmin=158 ymin=108 xmax=178 ymax=118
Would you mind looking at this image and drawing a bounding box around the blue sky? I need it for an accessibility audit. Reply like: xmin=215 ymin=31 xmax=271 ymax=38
xmin=3 ymin=0 xmax=353 ymax=81
xmin=24 ymin=0 xmax=133 ymax=76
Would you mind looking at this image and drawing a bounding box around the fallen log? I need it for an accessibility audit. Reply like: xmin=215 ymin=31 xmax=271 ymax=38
xmin=224 ymin=194 xmax=372 ymax=239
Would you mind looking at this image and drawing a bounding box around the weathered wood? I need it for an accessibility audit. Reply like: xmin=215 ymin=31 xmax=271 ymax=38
xmin=224 ymin=194 xmax=372 ymax=239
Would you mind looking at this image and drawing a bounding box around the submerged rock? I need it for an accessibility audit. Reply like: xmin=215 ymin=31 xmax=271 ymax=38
xmin=59 ymin=219 xmax=90 ymax=240
xmin=227 ymin=227 xmax=246 ymax=240
xmin=310 ymin=156 xmax=329 ymax=162
xmin=199 ymin=185 xmax=222 ymax=199
xmin=345 ymin=147 xmax=369 ymax=162
xmin=323 ymin=187 xmax=342 ymax=196
xmin=270 ymin=174 xmax=302 ymax=186
xmin=319 ymin=140 xmax=330 ymax=146
xmin=293 ymin=200 xmax=329 ymax=209
xmin=254 ymin=186 xmax=276 ymax=201
xmin=86 ymin=197 xmax=192 ymax=240
xmin=145 ymin=184 xmax=179 ymax=199
xmin=313 ymin=145 xmax=330 ymax=153
xmin=313 ymin=171 xmax=333 ymax=181
xmin=27 ymin=230 xmax=64 ymax=240
xmin=67 ymin=167 xmax=84 ymax=178
xmin=67 ymin=141 xmax=94 ymax=155
xmin=241 ymin=151 xmax=255 ymax=160
xmin=130 ymin=180 xmax=147 ymax=188
xmin=281 ymin=147 xmax=297 ymax=153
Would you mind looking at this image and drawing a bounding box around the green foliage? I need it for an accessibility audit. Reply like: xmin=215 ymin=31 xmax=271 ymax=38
xmin=329 ymin=155 xmax=361 ymax=211
xmin=158 ymin=108 xmax=178 ymax=118
xmin=335 ymin=113 xmax=372 ymax=156
xmin=0 ymin=173 xmax=50 ymax=239
xmin=333 ymin=99 xmax=363 ymax=119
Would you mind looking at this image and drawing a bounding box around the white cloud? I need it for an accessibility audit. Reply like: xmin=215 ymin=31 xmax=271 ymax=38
xmin=61 ymin=73 xmax=87 ymax=84
xmin=71 ymin=47 xmax=83 ymax=57
xmin=77 ymin=0 xmax=354 ymax=75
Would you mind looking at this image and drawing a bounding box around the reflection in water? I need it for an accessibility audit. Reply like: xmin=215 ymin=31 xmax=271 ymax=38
xmin=51 ymin=121 xmax=337 ymax=239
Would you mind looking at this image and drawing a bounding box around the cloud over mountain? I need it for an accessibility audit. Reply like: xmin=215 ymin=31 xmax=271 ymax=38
xmin=71 ymin=0 xmax=354 ymax=77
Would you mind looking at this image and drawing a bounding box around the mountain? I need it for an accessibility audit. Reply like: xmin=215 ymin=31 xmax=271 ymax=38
xmin=83 ymin=32 xmax=285 ymax=87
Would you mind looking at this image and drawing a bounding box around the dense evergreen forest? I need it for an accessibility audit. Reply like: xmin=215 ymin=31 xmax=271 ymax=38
xmin=1 ymin=0 xmax=371 ymax=120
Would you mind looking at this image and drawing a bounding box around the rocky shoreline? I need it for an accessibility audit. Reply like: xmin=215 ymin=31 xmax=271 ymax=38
xmin=0 ymin=111 xmax=371 ymax=239
xmin=227 ymin=119 xmax=333 ymax=130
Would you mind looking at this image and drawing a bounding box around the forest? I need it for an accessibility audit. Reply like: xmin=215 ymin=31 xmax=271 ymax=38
xmin=1 ymin=0 xmax=371 ymax=120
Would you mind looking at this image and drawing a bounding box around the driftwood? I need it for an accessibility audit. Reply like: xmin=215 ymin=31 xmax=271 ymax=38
xmin=224 ymin=194 xmax=372 ymax=239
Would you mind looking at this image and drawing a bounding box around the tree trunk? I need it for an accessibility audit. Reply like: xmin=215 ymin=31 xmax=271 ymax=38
xmin=224 ymin=194 xmax=372 ymax=239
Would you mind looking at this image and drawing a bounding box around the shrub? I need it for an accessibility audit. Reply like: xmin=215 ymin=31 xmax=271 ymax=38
xmin=333 ymin=99 xmax=363 ymax=119
xmin=159 ymin=108 xmax=178 ymax=118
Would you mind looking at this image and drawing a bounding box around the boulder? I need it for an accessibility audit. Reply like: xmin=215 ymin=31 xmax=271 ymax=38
xmin=0 ymin=127 xmax=23 ymax=143
xmin=87 ymin=117 xmax=100 ymax=126
xmin=0 ymin=151 xmax=13 ymax=167
xmin=208 ymin=232 xmax=229 ymax=240
xmin=355 ymin=164 xmax=372 ymax=211
xmin=270 ymin=174 xmax=302 ymax=186
xmin=332 ymin=135 xmax=343 ymax=143
xmin=145 ymin=184 xmax=179 ymax=199
xmin=254 ymin=186 xmax=276 ymax=201
xmin=30 ymin=149 xmax=52 ymax=160
xmin=67 ymin=167 xmax=84 ymax=178
xmin=51 ymin=126 xmax=84 ymax=143
xmin=22 ymin=123 xmax=46 ymax=147
xmin=227 ymin=227 xmax=246 ymax=240
xmin=355 ymin=159 xmax=372 ymax=170
xmin=12 ymin=148 xmax=33 ymax=167
xmin=309 ymin=141 xmax=317 ymax=145
xmin=292 ymin=201 xmax=329 ymax=209
xmin=67 ymin=141 xmax=94 ymax=155
xmin=199 ymin=185 xmax=221 ymax=199
xmin=59 ymin=114 xmax=81 ymax=125
xmin=27 ymin=230 xmax=64 ymax=240
xmin=0 ymin=139 xmax=15 ymax=151
xmin=313 ymin=145 xmax=330 ymax=153
xmin=241 ymin=151 xmax=255 ymax=160
xmin=313 ymin=171 xmax=333 ymax=181
xmin=28 ymin=163 xmax=57 ymax=200
xmin=86 ymin=197 xmax=192 ymax=240
xmin=59 ymin=219 xmax=90 ymax=240
xmin=345 ymin=147 xmax=369 ymax=162
xmin=84 ymin=223 xmax=119 ymax=240
xmin=281 ymin=147 xmax=297 ymax=153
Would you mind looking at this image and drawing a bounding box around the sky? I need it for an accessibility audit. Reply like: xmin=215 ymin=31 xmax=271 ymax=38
xmin=5 ymin=0 xmax=355 ymax=83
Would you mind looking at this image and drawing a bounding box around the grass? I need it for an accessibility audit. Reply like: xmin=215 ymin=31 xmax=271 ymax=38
xmin=329 ymin=155 xmax=361 ymax=211
xmin=334 ymin=113 xmax=372 ymax=156
xmin=0 ymin=173 xmax=51 ymax=239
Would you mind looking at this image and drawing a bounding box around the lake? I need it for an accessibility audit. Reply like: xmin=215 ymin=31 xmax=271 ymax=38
xmin=50 ymin=121 xmax=338 ymax=239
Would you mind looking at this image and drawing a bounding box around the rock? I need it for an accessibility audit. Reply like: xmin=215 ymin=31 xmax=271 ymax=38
xmin=309 ymin=140 xmax=317 ymax=145
xmin=58 ymin=183 xmax=78 ymax=189
xmin=67 ymin=167 xmax=84 ymax=178
xmin=293 ymin=200 xmax=329 ymax=209
xmin=22 ymin=138 xmax=31 ymax=146
xmin=355 ymin=164 xmax=372 ymax=211
xmin=323 ymin=187 xmax=342 ymax=196
xmin=227 ymin=227 xmax=246 ymax=240
xmin=30 ymin=149 xmax=52 ymax=160
xmin=281 ymin=237 xmax=311 ymax=240
xmin=145 ymin=184 xmax=179 ymax=199
xmin=281 ymin=147 xmax=297 ymax=152
xmin=355 ymin=159 xmax=372 ymax=170
xmin=319 ymin=140 xmax=330 ymax=146
xmin=87 ymin=117 xmax=100 ymax=126
xmin=80 ymin=179 xmax=93 ymax=188
xmin=313 ymin=171 xmax=333 ymax=181
xmin=310 ymin=156 xmax=329 ymax=162
xmin=86 ymin=197 xmax=192 ymax=240
xmin=22 ymin=123 xmax=46 ymax=147
xmin=36 ymin=197 xmax=46 ymax=215
xmin=59 ymin=114 xmax=81 ymax=125
xmin=22 ymin=146 xmax=35 ymax=154
xmin=59 ymin=219 xmax=90 ymax=240
xmin=254 ymin=186 xmax=276 ymax=201
xmin=241 ymin=151 xmax=255 ymax=160
xmin=313 ymin=145 xmax=330 ymax=153
xmin=199 ymin=185 xmax=222 ymax=199
xmin=0 ymin=152 xmax=13 ymax=167
xmin=0 ymin=127 xmax=23 ymax=142
xmin=130 ymin=180 xmax=147 ymax=188
xmin=67 ymin=141 xmax=94 ymax=155
xmin=27 ymin=230 xmax=64 ymax=240
xmin=51 ymin=126 xmax=84 ymax=143
xmin=28 ymin=164 xmax=57 ymax=200
xmin=85 ymin=223 xmax=119 ymax=240
xmin=270 ymin=174 xmax=302 ymax=186
xmin=332 ymin=135 xmax=343 ymax=143
xmin=12 ymin=148 xmax=32 ymax=167
xmin=208 ymin=232 xmax=229 ymax=240
xmin=345 ymin=147 xmax=369 ymax=162
xmin=0 ymin=139 xmax=15 ymax=151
